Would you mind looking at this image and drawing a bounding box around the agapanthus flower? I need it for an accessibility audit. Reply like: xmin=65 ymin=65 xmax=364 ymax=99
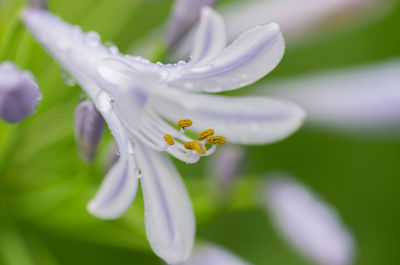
xmin=0 ymin=61 xmax=41 ymax=124
xmin=22 ymin=6 xmax=305 ymax=264
xmin=263 ymin=174 xmax=355 ymax=265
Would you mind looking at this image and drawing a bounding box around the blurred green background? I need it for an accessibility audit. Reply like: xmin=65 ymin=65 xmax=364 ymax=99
xmin=0 ymin=0 xmax=400 ymax=264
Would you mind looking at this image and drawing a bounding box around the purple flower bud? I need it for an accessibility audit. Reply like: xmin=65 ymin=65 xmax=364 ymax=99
xmin=74 ymin=100 xmax=104 ymax=163
xmin=0 ymin=62 xmax=41 ymax=124
xmin=209 ymin=145 xmax=246 ymax=201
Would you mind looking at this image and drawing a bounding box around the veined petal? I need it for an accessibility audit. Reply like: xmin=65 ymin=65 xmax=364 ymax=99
xmin=149 ymin=88 xmax=305 ymax=144
xmin=263 ymin=175 xmax=355 ymax=265
xmin=170 ymin=23 xmax=284 ymax=93
xmin=190 ymin=7 xmax=227 ymax=66
xmin=135 ymin=142 xmax=195 ymax=264
xmin=87 ymin=94 xmax=139 ymax=219
xmin=182 ymin=243 xmax=252 ymax=265
xmin=261 ymin=59 xmax=400 ymax=131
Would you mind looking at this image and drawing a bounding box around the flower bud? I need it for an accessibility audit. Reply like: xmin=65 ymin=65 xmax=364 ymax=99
xmin=0 ymin=62 xmax=41 ymax=124
xmin=74 ymin=100 xmax=104 ymax=163
xmin=209 ymin=145 xmax=246 ymax=202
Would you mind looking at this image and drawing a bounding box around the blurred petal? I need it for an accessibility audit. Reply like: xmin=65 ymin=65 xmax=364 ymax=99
xmin=166 ymin=0 xmax=217 ymax=47
xmin=0 ymin=62 xmax=41 ymax=124
xmin=264 ymin=175 xmax=355 ymax=265
xmin=150 ymin=87 xmax=305 ymax=144
xmin=135 ymin=142 xmax=195 ymax=264
xmin=261 ymin=59 xmax=400 ymax=131
xmin=221 ymin=0 xmax=386 ymax=42
xmin=170 ymin=23 xmax=284 ymax=93
xmin=182 ymin=243 xmax=252 ymax=265
xmin=190 ymin=7 xmax=227 ymax=65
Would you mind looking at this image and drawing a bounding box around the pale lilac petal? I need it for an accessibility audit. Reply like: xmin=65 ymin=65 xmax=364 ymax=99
xmin=169 ymin=23 xmax=284 ymax=93
xmin=135 ymin=142 xmax=195 ymax=264
xmin=182 ymin=243 xmax=252 ymax=265
xmin=221 ymin=0 xmax=387 ymax=42
xmin=87 ymin=101 xmax=139 ymax=219
xmin=149 ymin=87 xmax=305 ymax=144
xmin=166 ymin=0 xmax=218 ymax=47
xmin=190 ymin=7 xmax=227 ymax=66
xmin=263 ymin=175 xmax=355 ymax=265
xmin=0 ymin=62 xmax=41 ymax=124
xmin=261 ymin=59 xmax=400 ymax=130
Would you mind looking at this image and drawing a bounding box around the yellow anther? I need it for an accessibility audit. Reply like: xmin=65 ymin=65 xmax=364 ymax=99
xmin=163 ymin=134 xmax=175 ymax=145
xmin=206 ymin=136 xmax=226 ymax=145
xmin=192 ymin=141 xmax=207 ymax=155
xmin=177 ymin=119 xmax=193 ymax=128
xmin=184 ymin=141 xmax=207 ymax=155
xmin=198 ymin=129 xmax=214 ymax=140
xmin=184 ymin=142 xmax=194 ymax=150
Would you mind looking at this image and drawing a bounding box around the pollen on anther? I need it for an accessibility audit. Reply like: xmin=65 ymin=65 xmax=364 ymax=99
xmin=206 ymin=136 xmax=226 ymax=145
xmin=198 ymin=129 xmax=214 ymax=140
xmin=184 ymin=141 xmax=194 ymax=150
xmin=177 ymin=119 xmax=193 ymax=128
xmin=192 ymin=141 xmax=207 ymax=155
xmin=163 ymin=134 xmax=175 ymax=145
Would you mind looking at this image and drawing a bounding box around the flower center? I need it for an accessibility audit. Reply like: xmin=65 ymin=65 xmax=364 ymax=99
xmin=162 ymin=119 xmax=226 ymax=162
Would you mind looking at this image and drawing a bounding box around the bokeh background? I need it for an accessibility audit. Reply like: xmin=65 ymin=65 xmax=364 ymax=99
xmin=0 ymin=0 xmax=399 ymax=264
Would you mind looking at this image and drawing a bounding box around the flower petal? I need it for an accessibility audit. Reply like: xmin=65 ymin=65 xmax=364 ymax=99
xmin=135 ymin=142 xmax=195 ymax=264
xmin=87 ymin=93 xmax=139 ymax=219
xmin=149 ymin=87 xmax=305 ymax=144
xmin=169 ymin=23 xmax=284 ymax=93
xmin=182 ymin=243 xmax=252 ymax=265
xmin=263 ymin=175 xmax=355 ymax=265
xmin=190 ymin=7 xmax=227 ymax=66
xmin=166 ymin=0 xmax=218 ymax=48
xmin=262 ymin=59 xmax=400 ymax=131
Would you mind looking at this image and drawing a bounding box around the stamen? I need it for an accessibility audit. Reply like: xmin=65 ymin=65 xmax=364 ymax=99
xmin=198 ymin=128 xmax=214 ymax=140
xmin=192 ymin=141 xmax=207 ymax=155
xmin=163 ymin=134 xmax=175 ymax=145
xmin=177 ymin=119 xmax=193 ymax=128
xmin=184 ymin=141 xmax=194 ymax=150
xmin=207 ymin=136 xmax=226 ymax=145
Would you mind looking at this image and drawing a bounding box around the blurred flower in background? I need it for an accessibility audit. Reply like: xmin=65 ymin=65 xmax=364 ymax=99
xmin=263 ymin=175 xmax=355 ymax=265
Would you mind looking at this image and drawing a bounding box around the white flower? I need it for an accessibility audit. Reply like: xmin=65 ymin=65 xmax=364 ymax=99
xmin=22 ymin=6 xmax=305 ymax=264
xmin=263 ymin=175 xmax=355 ymax=265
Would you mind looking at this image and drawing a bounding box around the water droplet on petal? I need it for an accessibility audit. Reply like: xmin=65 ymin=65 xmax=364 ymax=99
xmin=86 ymin=31 xmax=100 ymax=47
xmin=96 ymin=91 xmax=112 ymax=113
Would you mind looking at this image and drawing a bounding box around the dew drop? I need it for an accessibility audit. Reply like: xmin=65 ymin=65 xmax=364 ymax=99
xmin=96 ymin=91 xmax=112 ymax=113
xmin=86 ymin=31 xmax=100 ymax=47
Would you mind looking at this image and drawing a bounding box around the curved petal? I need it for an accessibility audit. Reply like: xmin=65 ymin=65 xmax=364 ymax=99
xmin=135 ymin=142 xmax=195 ymax=264
xmin=149 ymin=88 xmax=305 ymax=144
xmin=182 ymin=243 xmax=252 ymax=265
xmin=169 ymin=23 xmax=285 ymax=93
xmin=165 ymin=0 xmax=218 ymax=48
xmin=263 ymin=59 xmax=400 ymax=131
xmin=264 ymin=175 xmax=355 ymax=265
xmin=190 ymin=7 xmax=227 ymax=66
xmin=87 ymin=95 xmax=139 ymax=220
